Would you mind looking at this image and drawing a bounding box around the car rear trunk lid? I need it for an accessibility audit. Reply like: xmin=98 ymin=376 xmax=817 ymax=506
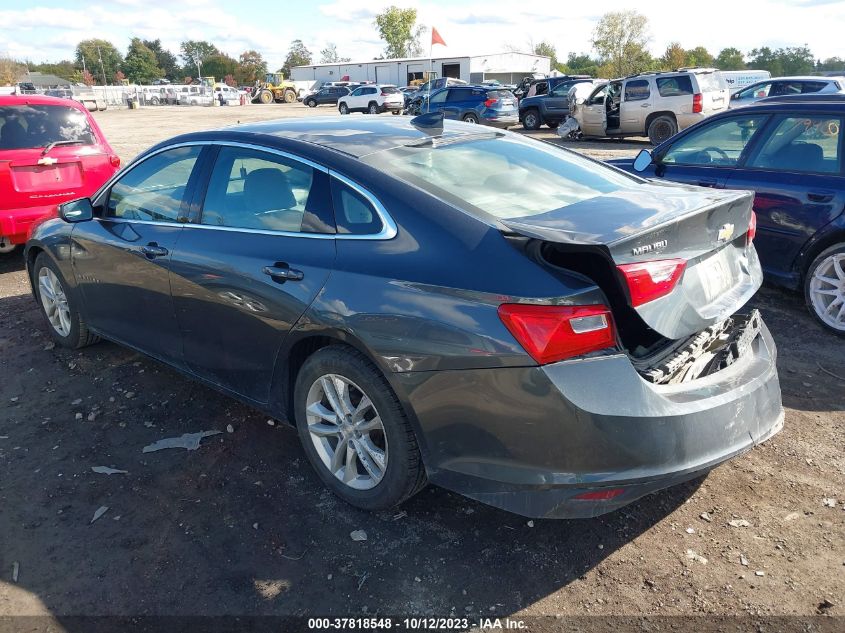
xmin=501 ymin=181 xmax=761 ymax=341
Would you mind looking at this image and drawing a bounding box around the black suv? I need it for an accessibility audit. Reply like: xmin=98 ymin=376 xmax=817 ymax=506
xmin=519 ymin=79 xmax=595 ymax=130
xmin=304 ymin=86 xmax=350 ymax=108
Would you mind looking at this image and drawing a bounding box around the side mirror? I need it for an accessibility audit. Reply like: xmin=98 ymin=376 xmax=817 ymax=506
xmin=632 ymin=149 xmax=654 ymax=173
xmin=59 ymin=198 xmax=94 ymax=223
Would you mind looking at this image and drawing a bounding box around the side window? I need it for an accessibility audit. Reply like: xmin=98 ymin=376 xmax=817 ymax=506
xmin=801 ymin=81 xmax=826 ymax=93
xmin=366 ymin=87 xmax=378 ymax=95
xmin=331 ymin=178 xmax=384 ymax=236
xmin=446 ymin=89 xmax=467 ymax=102
xmin=587 ymin=85 xmax=607 ymax=105
xmin=661 ymin=115 xmax=769 ymax=166
xmin=624 ymin=79 xmax=650 ymax=102
xmin=747 ymin=116 xmax=842 ymax=174
xmin=106 ymin=145 xmax=201 ymax=221
xmin=429 ymin=90 xmax=448 ymax=104
xmin=201 ymin=147 xmax=319 ymax=233
xmin=350 ymin=88 xmax=362 ymax=97
xmin=550 ymin=83 xmax=572 ymax=97
xmin=770 ymin=81 xmax=802 ymax=96
xmin=656 ymin=76 xmax=693 ymax=97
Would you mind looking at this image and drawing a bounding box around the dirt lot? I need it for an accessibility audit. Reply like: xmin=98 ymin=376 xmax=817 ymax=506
xmin=1 ymin=104 xmax=843 ymax=628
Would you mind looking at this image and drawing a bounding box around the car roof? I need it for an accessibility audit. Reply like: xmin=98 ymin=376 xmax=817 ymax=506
xmin=755 ymin=94 xmax=845 ymax=104
xmin=723 ymin=100 xmax=845 ymax=114
xmin=0 ymin=94 xmax=86 ymax=108
xmin=758 ymin=75 xmax=843 ymax=82
xmin=196 ymin=116 xmax=501 ymax=158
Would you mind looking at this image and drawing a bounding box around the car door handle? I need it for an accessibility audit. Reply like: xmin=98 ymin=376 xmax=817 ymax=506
xmin=807 ymin=191 xmax=834 ymax=203
xmin=641 ymin=103 xmax=651 ymax=108
xmin=140 ymin=243 xmax=168 ymax=259
xmin=262 ymin=264 xmax=304 ymax=282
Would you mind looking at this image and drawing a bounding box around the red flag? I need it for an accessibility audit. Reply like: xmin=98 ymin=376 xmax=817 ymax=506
xmin=431 ymin=27 xmax=446 ymax=47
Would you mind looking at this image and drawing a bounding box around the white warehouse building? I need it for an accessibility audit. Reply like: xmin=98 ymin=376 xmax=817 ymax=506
xmin=290 ymin=52 xmax=551 ymax=87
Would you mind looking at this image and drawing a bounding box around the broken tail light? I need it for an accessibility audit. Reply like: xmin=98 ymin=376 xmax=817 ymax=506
xmin=617 ymin=259 xmax=687 ymax=307
xmin=747 ymin=211 xmax=757 ymax=244
xmin=498 ymin=304 xmax=616 ymax=364
xmin=692 ymin=93 xmax=703 ymax=113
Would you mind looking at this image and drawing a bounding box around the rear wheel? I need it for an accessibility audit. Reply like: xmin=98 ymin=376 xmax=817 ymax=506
xmin=283 ymin=89 xmax=296 ymax=103
xmin=33 ymin=253 xmax=99 ymax=349
xmin=294 ymin=346 xmax=427 ymax=510
xmin=804 ymin=244 xmax=845 ymax=336
xmin=339 ymin=102 xmax=349 ymax=115
xmin=647 ymin=115 xmax=678 ymax=145
xmin=368 ymin=102 xmax=379 ymax=115
xmin=522 ymin=109 xmax=541 ymax=130
xmin=462 ymin=113 xmax=479 ymax=124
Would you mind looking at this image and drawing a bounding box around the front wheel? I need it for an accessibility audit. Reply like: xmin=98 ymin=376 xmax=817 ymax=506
xmin=33 ymin=253 xmax=99 ymax=349
xmin=306 ymin=99 xmax=316 ymax=108
xmin=804 ymin=244 xmax=845 ymax=336
xmin=294 ymin=346 xmax=427 ymax=510
xmin=339 ymin=102 xmax=349 ymax=115
xmin=648 ymin=115 xmax=678 ymax=145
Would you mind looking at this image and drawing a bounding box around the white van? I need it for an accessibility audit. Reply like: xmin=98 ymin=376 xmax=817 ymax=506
xmin=720 ymin=70 xmax=771 ymax=94
xmin=176 ymin=85 xmax=212 ymax=106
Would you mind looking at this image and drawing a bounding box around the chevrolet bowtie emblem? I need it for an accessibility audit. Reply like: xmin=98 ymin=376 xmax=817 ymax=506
xmin=37 ymin=156 xmax=59 ymax=166
xmin=717 ymin=223 xmax=735 ymax=242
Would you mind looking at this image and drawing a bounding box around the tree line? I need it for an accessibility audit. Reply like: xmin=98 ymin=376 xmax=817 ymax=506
xmin=3 ymin=6 xmax=843 ymax=88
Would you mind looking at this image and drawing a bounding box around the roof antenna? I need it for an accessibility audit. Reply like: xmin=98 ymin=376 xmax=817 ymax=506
xmin=410 ymin=111 xmax=444 ymax=135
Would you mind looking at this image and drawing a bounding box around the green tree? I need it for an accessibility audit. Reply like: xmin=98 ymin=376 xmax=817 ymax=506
xmin=715 ymin=47 xmax=746 ymax=70
xmin=179 ymin=40 xmax=220 ymax=78
xmin=818 ymin=56 xmax=845 ymax=72
xmin=122 ymin=38 xmax=163 ymax=84
xmin=748 ymin=46 xmax=814 ymax=76
xmin=142 ymin=39 xmax=179 ymax=80
xmin=75 ymin=39 xmax=123 ymax=84
xmin=660 ymin=42 xmax=686 ymax=70
xmin=236 ymin=50 xmax=267 ymax=84
xmin=374 ymin=6 xmax=424 ymax=59
xmin=29 ymin=60 xmax=77 ymax=81
xmin=281 ymin=39 xmax=312 ymax=77
xmin=685 ymin=46 xmax=714 ymax=68
xmin=533 ymin=41 xmax=560 ymax=71
xmin=591 ymin=10 xmax=652 ymax=77
xmin=319 ymin=43 xmax=350 ymax=64
xmin=0 ymin=57 xmax=26 ymax=86
xmin=561 ymin=52 xmax=602 ymax=77
xmin=202 ymin=53 xmax=238 ymax=81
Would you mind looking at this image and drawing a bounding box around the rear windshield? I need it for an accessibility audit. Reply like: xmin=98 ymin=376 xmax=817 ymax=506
xmin=381 ymin=86 xmax=400 ymax=94
xmin=487 ymin=90 xmax=515 ymax=100
xmin=363 ymin=135 xmax=635 ymax=221
xmin=0 ymin=105 xmax=95 ymax=150
xmin=696 ymin=72 xmax=727 ymax=92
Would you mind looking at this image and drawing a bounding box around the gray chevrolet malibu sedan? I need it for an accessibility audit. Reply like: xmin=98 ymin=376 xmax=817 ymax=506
xmin=25 ymin=115 xmax=784 ymax=518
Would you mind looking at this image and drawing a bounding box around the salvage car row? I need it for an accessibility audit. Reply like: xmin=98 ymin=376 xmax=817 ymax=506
xmin=1 ymin=87 xmax=843 ymax=522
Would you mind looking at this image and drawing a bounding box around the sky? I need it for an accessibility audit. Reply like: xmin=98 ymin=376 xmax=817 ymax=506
xmin=1 ymin=0 xmax=843 ymax=69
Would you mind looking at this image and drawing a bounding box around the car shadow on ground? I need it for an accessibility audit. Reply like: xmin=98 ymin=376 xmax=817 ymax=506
xmin=0 ymin=291 xmax=704 ymax=620
xmin=0 ymin=248 xmax=25 ymax=274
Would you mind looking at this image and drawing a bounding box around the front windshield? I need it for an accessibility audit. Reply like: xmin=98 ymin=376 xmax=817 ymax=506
xmin=363 ymin=135 xmax=635 ymax=221
xmin=0 ymin=105 xmax=95 ymax=150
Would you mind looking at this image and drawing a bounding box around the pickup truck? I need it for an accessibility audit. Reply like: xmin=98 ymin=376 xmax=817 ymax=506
xmin=519 ymin=79 xmax=595 ymax=130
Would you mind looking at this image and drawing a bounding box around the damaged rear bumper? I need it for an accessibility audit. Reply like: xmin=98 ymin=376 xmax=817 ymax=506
xmin=395 ymin=317 xmax=783 ymax=519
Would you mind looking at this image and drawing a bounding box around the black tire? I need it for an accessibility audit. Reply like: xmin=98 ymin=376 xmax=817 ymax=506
xmin=339 ymin=102 xmax=349 ymax=115
xmin=368 ymin=102 xmax=379 ymax=115
xmin=647 ymin=115 xmax=678 ymax=145
xmin=522 ymin=109 xmax=541 ymax=130
xmin=258 ymin=90 xmax=274 ymax=105
xmin=803 ymin=243 xmax=845 ymax=337
xmin=306 ymin=99 xmax=317 ymax=108
xmin=32 ymin=252 xmax=99 ymax=349
xmin=294 ymin=345 xmax=427 ymax=511
xmin=546 ymin=120 xmax=559 ymax=129
xmin=462 ymin=113 xmax=479 ymax=124
xmin=283 ymin=90 xmax=296 ymax=104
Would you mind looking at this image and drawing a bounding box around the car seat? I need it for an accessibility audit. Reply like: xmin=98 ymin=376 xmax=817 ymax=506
xmin=772 ymin=142 xmax=825 ymax=172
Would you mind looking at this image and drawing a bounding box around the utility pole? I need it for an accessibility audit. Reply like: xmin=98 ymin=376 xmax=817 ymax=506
xmin=96 ymin=44 xmax=108 ymax=85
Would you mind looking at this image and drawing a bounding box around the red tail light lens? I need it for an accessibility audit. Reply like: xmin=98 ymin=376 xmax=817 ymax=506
xmin=573 ymin=488 xmax=625 ymax=501
xmin=617 ymin=259 xmax=687 ymax=307
xmin=747 ymin=211 xmax=757 ymax=244
xmin=692 ymin=93 xmax=703 ymax=113
xmin=109 ymin=154 xmax=121 ymax=168
xmin=498 ymin=304 xmax=616 ymax=364
xmin=484 ymin=98 xmax=498 ymax=107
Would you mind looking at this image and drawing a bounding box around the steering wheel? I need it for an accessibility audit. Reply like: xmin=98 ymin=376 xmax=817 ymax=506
xmin=702 ymin=146 xmax=731 ymax=162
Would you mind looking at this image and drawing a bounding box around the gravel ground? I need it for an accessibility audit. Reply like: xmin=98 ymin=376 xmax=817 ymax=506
xmin=1 ymin=104 xmax=843 ymax=626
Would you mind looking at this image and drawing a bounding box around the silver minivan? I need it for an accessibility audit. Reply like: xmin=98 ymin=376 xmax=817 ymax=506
xmin=575 ymin=69 xmax=729 ymax=144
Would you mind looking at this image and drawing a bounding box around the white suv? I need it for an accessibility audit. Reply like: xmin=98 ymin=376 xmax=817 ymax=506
xmin=574 ymin=68 xmax=729 ymax=144
xmin=338 ymin=84 xmax=404 ymax=115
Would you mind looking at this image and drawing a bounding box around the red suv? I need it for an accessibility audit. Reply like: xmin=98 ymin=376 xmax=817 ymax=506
xmin=0 ymin=95 xmax=119 ymax=253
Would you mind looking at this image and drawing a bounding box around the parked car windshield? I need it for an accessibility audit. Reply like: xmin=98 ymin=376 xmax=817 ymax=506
xmin=0 ymin=105 xmax=95 ymax=150
xmin=365 ymin=135 xmax=635 ymax=220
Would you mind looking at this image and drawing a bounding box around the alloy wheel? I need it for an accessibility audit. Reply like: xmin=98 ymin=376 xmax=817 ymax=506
xmin=809 ymin=252 xmax=845 ymax=331
xmin=38 ymin=267 xmax=71 ymax=337
xmin=305 ymin=374 xmax=388 ymax=490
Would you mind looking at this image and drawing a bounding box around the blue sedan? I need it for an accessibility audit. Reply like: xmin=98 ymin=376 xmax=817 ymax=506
xmin=608 ymin=100 xmax=845 ymax=336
